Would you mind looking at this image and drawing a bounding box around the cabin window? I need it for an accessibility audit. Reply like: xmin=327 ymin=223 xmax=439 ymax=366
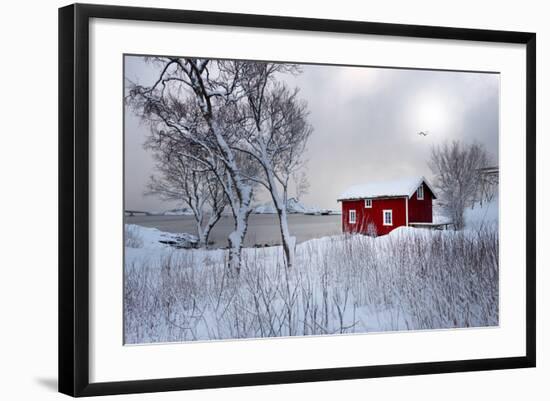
xmin=383 ymin=210 xmax=393 ymax=226
xmin=417 ymin=185 xmax=424 ymax=200
xmin=349 ymin=209 xmax=356 ymax=224
xmin=364 ymin=199 xmax=372 ymax=208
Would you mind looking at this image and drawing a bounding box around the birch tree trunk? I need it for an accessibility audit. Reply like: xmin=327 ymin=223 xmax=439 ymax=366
xmin=201 ymin=211 xmax=223 ymax=248
xmin=275 ymin=204 xmax=295 ymax=269
xmin=228 ymin=209 xmax=249 ymax=273
xmin=262 ymin=154 xmax=295 ymax=269
xmin=206 ymin=123 xmax=255 ymax=273
xmin=196 ymin=219 xmax=207 ymax=248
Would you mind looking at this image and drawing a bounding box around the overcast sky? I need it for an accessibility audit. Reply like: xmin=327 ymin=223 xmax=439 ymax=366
xmin=124 ymin=56 xmax=499 ymax=211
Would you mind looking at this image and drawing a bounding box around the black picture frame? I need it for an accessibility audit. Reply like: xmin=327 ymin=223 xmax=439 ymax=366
xmin=59 ymin=3 xmax=536 ymax=397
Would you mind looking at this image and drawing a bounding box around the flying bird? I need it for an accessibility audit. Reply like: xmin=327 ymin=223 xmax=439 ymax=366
xmin=417 ymin=131 xmax=429 ymax=137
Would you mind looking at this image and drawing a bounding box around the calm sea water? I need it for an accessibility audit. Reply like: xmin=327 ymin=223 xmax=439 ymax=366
xmin=126 ymin=214 xmax=342 ymax=248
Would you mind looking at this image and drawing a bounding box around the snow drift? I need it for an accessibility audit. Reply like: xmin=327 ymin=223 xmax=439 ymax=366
xmin=124 ymin=223 xmax=499 ymax=344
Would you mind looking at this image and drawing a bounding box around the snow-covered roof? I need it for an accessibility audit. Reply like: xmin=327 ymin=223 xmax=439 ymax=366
xmin=337 ymin=176 xmax=437 ymax=201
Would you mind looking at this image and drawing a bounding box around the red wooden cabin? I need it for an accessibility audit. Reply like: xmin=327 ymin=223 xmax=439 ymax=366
xmin=337 ymin=176 xmax=437 ymax=236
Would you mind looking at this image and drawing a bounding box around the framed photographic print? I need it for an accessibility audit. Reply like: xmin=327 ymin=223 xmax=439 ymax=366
xmin=58 ymin=3 xmax=536 ymax=397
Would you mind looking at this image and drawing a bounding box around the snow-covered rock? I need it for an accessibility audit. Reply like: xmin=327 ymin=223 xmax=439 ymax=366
xmin=125 ymin=224 xmax=199 ymax=249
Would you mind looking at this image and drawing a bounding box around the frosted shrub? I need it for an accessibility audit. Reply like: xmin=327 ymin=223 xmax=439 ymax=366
xmin=124 ymin=227 xmax=498 ymax=344
xmin=125 ymin=225 xmax=144 ymax=248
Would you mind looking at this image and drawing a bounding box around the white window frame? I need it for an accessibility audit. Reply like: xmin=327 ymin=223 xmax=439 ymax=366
xmin=349 ymin=209 xmax=356 ymax=224
xmin=417 ymin=185 xmax=424 ymax=200
xmin=383 ymin=209 xmax=393 ymax=226
xmin=364 ymin=198 xmax=372 ymax=208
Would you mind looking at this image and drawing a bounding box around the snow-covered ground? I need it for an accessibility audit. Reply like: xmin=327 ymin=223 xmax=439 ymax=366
xmin=124 ymin=206 xmax=499 ymax=343
xmin=465 ymin=197 xmax=499 ymax=229
xmin=432 ymin=196 xmax=499 ymax=229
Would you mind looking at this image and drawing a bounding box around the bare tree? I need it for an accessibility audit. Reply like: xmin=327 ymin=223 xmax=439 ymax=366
xmin=429 ymin=140 xmax=491 ymax=230
xmin=476 ymin=167 xmax=498 ymax=206
xmin=127 ymin=57 xmax=311 ymax=271
xmin=292 ymin=171 xmax=310 ymax=201
xmin=236 ymin=77 xmax=313 ymax=269
xmin=127 ymin=58 xmax=258 ymax=272
xmin=145 ymin=134 xmax=226 ymax=248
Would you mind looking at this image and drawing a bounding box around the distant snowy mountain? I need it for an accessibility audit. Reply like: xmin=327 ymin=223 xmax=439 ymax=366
xmin=286 ymin=198 xmax=310 ymax=214
xmin=252 ymin=198 xmax=335 ymax=215
xmin=162 ymin=207 xmax=194 ymax=216
xmin=253 ymin=203 xmax=277 ymax=214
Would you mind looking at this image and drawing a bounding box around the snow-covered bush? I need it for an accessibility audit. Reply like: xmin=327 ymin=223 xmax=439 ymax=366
xmin=366 ymin=222 xmax=378 ymax=237
xmin=124 ymin=226 xmax=498 ymax=344
xmin=125 ymin=225 xmax=143 ymax=248
xmin=429 ymin=140 xmax=494 ymax=230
